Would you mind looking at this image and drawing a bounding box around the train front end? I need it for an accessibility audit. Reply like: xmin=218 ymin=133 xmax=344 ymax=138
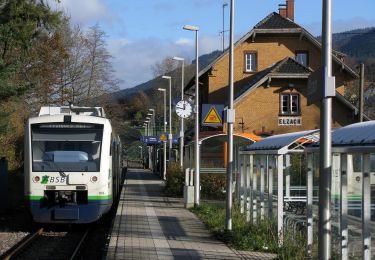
xmin=25 ymin=110 xmax=113 ymax=224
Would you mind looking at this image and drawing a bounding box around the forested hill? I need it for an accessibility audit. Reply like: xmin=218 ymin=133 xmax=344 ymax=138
xmin=317 ymin=28 xmax=375 ymax=83
xmin=332 ymin=28 xmax=375 ymax=61
xmin=115 ymin=50 xmax=222 ymax=99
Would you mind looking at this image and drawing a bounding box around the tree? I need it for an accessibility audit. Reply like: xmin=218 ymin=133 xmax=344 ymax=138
xmin=151 ymin=56 xmax=177 ymax=78
xmin=0 ymin=0 xmax=62 ymax=101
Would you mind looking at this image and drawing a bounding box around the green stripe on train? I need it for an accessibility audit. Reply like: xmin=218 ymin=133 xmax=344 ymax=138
xmin=88 ymin=195 xmax=112 ymax=200
xmin=25 ymin=195 xmax=44 ymax=200
xmin=26 ymin=195 xmax=112 ymax=200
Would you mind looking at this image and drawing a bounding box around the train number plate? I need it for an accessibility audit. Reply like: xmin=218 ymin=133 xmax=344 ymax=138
xmin=41 ymin=176 xmax=67 ymax=184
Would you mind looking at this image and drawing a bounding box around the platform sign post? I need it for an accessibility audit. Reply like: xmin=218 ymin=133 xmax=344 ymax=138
xmin=201 ymin=104 xmax=224 ymax=127
xmin=319 ymin=0 xmax=335 ymax=258
xmin=159 ymin=133 xmax=167 ymax=180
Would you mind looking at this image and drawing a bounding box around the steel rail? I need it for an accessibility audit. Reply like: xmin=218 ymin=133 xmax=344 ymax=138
xmin=69 ymin=228 xmax=90 ymax=260
xmin=2 ymin=228 xmax=44 ymax=260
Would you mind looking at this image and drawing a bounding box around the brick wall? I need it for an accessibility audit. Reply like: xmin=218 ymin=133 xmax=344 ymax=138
xmin=206 ymin=33 xmax=357 ymax=133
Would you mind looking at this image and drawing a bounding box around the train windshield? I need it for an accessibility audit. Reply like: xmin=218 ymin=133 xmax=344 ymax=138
xmin=31 ymin=123 xmax=103 ymax=172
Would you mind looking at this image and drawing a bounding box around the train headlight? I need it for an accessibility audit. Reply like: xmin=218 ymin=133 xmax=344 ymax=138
xmin=33 ymin=176 xmax=40 ymax=183
xmin=90 ymin=176 xmax=98 ymax=182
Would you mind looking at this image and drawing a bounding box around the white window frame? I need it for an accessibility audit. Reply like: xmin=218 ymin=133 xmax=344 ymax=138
xmin=280 ymin=93 xmax=300 ymax=115
xmin=245 ymin=52 xmax=257 ymax=72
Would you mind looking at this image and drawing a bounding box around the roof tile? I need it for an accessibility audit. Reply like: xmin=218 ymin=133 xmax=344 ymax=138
xmin=254 ymin=12 xmax=300 ymax=30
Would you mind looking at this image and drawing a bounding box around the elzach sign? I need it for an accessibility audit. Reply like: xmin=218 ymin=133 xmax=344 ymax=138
xmin=278 ymin=117 xmax=302 ymax=126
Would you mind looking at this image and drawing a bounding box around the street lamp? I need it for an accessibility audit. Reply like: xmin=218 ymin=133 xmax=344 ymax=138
xmin=183 ymin=24 xmax=200 ymax=207
xmin=144 ymin=120 xmax=150 ymax=136
xmin=148 ymin=109 xmax=156 ymax=172
xmin=138 ymin=145 xmax=143 ymax=161
xmin=162 ymin=75 xmax=173 ymax=162
xmin=173 ymin=56 xmax=185 ymax=168
xmin=158 ymin=88 xmax=167 ymax=180
xmin=148 ymin=109 xmax=155 ymax=135
xmin=226 ymin=0 xmax=235 ymax=231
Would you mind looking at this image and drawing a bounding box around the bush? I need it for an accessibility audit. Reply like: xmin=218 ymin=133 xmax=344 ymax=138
xmin=165 ymin=163 xmax=184 ymax=197
xmin=191 ymin=202 xmax=306 ymax=259
xmin=201 ymin=173 xmax=226 ymax=200
xmin=164 ymin=165 xmax=227 ymax=199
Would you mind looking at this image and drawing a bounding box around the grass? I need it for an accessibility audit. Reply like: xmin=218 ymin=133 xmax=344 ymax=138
xmin=191 ymin=202 xmax=306 ymax=259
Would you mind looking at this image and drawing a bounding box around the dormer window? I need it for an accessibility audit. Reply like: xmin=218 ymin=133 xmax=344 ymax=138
xmin=295 ymin=51 xmax=309 ymax=67
xmin=244 ymin=52 xmax=257 ymax=72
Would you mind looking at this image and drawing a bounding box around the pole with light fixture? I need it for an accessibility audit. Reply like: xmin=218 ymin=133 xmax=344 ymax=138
xmin=319 ymin=0 xmax=335 ymax=258
xmin=144 ymin=119 xmax=151 ymax=170
xmin=158 ymin=88 xmax=167 ymax=180
xmin=183 ymin=24 xmax=200 ymax=207
xmin=162 ymin=75 xmax=173 ymax=162
xmin=173 ymin=56 xmax=185 ymax=168
xmin=148 ymin=109 xmax=155 ymax=135
xmin=225 ymin=0 xmax=234 ymax=231
xmin=138 ymin=145 xmax=143 ymax=167
xmin=148 ymin=109 xmax=156 ymax=171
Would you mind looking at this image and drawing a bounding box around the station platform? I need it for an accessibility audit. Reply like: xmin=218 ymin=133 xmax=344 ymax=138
xmin=106 ymin=169 xmax=276 ymax=259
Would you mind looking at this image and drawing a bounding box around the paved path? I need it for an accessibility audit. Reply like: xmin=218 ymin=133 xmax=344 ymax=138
xmin=106 ymin=169 xmax=276 ymax=259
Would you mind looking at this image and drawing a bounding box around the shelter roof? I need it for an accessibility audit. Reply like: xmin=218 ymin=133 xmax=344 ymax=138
xmin=331 ymin=121 xmax=375 ymax=146
xmin=244 ymin=130 xmax=319 ymax=154
xmin=188 ymin=131 xmax=262 ymax=144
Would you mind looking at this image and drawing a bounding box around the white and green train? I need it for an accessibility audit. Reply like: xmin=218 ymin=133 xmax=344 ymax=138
xmin=24 ymin=106 xmax=122 ymax=223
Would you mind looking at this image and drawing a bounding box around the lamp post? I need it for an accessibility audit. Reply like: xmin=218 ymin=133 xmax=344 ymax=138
xmin=173 ymin=56 xmax=185 ymax=168
xmin=144 ymin=121 xmax=149 ymax=135
xmin=162 ymin=75 xmax=173 ymax=162
xmin=138 ymin=145 xmax=143 ymax=167
xmin=158 ymin=88 xmax=167 ymax=180
xmin=148 ymin=109 xmax=156 ymax=172
xmin=148 ymin=109 xmax=155 ymax=135
xmin=319 ymin=0 xmax=335 ymax=258
xmin=183 ymin=24 xmax=200 ymax=207
xmin=226 ymin=0 xmax=235 ymax=231
xmin=144 ymin=119 xmax=151 ymax=169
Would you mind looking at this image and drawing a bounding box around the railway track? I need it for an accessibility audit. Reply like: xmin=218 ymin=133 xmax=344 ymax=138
xmin=2 ymin=227 xmax=90 ymax=260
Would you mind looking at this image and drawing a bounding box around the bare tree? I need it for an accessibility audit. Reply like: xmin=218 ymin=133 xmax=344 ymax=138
xmin=151 ymin=56 xmax=178 ymax=78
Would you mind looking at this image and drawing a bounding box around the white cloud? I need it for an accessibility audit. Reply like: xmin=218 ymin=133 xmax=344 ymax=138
xmin=108 ymin=35 xmax=222 ymax=89
xmin=49 ymin=0 xmax=114 ymax=24
xmin=175 ymin=38 xmax=193 ymax=46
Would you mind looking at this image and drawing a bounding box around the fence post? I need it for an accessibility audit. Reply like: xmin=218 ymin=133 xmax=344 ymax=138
xmin=0 ymin=157 xmax=8 ymax=212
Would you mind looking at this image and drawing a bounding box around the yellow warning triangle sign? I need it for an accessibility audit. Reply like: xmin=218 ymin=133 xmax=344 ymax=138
xmin=159 ymin=133 xmax=167 ymax=141
xmin=203 ymin=106 xmax=222 ymax=124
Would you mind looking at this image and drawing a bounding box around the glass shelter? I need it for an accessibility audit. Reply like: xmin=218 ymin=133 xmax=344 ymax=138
xmin=306 ymin=121 xmax=375 ymax=260
xmin=238 ymin=130 xmax=320 ymax=246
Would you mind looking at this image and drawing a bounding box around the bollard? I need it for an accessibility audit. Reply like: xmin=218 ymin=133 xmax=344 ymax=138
xmin=184 ymin=168 xmax=194 ymax=208
xmin=0 ymin=157 xmax=8 ymax=212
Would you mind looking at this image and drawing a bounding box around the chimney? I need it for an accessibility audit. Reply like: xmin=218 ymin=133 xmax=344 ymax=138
xmin=279 ymin=0 xmax=294 ymax=21
xmin=279 ymin=5 xmax=287 ymax=18
xmin=287 ymin=0 xmax=294 ymax=21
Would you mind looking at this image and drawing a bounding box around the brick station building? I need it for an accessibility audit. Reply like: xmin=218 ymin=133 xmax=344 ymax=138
xmin=185 ymin=0 xmax=367 ymax=138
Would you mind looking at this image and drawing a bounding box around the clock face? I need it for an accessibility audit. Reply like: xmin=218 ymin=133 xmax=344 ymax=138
xmin=175 ymin=100 xmax=192 ymax=118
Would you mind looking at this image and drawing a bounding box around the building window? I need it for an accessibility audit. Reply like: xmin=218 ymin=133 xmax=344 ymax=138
xmin=280 ymin=93 xmax=300 ymax=115
xmin=244 ymin=52 xmax=257 ymax=72
xmin=295 ymin=51 xmax=309 ymax=67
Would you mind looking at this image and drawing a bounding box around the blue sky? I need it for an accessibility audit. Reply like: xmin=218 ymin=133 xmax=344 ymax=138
xmin=50 ymin=0 xmax=375 ymax=89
